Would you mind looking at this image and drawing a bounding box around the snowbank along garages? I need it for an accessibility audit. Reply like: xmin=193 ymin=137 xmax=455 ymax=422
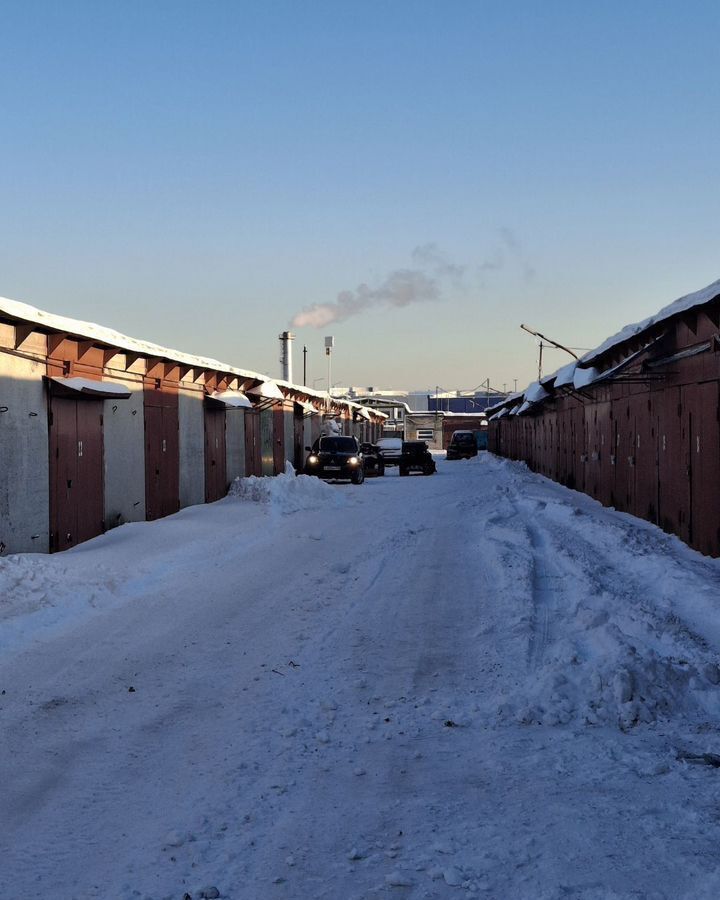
xmin=488 ymin=279 xmax=720 ymax=557
xmin=0 ymin=296 xmax=384 ymax=554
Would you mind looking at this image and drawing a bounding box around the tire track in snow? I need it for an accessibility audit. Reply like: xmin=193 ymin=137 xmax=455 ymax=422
xmin=522 ymin=501 xmax=569 ymax=673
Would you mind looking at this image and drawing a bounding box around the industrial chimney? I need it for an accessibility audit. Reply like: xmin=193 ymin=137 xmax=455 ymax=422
xmin=279 ymin=331 xmax=294 ymax=382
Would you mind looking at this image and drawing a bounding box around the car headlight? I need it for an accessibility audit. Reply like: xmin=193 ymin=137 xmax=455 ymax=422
xmin=348 ymin=456 xmax=359 ymax=465
xmin=308 ymin=455 xmax=319 ymax=464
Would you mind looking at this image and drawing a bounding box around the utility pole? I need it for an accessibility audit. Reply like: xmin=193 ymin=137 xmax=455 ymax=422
xmin=324 ymin=336 xmax=334 ymax=410
xmin=520 ymin=324 xmax=578 ymax=379
xmin=303 ymin=345 xmax=307 ymax=386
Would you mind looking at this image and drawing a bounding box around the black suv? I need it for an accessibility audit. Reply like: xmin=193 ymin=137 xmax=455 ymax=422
xmin=304 ymin=435 xmax=365 ymax=484
xmin=359 ymin=443 xmax=385 ymax=477
xmin=399 ymin=441 xmax=436 ymax=476
xmin=446 ymin=430 xmax=478 ymax=460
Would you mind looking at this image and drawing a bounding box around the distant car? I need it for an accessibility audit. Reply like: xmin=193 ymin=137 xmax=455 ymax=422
xmin=304 ymin=435 xmax=365 ymax=484
xmin=375 ymin=437 xmax=403 ymax=467
xmin=446 ymin=430 xmax=478 ymax=460
xmin=399 ymin=441 xmax=436 ymax=476
xmin=359 ymin=442 xmax=385 ymax=477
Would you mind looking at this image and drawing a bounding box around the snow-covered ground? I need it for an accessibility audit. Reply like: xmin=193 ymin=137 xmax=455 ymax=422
xmin=3 ymin=456 xmax=720 ymax=899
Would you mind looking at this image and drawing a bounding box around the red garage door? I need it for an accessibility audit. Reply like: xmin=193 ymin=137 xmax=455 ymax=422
xmin=49 ymin=396 xmax=104 ymax=551
xmin=244 ymin=409 xmax=262 ymax=476
xmin=144 ymin=391 xmax=179 ymax=521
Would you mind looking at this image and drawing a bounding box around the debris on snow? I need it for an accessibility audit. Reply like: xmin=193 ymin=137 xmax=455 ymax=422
xmin=443 ymin=866 xmax=464 ymax=886
xmin=385 ymin=870 xmax=414 ymax=887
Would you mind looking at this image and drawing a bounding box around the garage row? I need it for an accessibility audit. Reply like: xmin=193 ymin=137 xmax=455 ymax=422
xmin=488 ymin=279 xmax=720 ymax=558
xmin=0 ymin=298 xmax=384 ymax=554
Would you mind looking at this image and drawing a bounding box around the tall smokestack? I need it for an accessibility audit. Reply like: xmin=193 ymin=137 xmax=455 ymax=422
xmin=279 ymin=331 xmax=294 ymax=383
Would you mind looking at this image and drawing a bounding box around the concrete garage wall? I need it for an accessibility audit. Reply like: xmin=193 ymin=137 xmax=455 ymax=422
xmin=284 ymin=407 xmax=294 ymax=471
xmin=103 ymin=373 xmax=146 ymax=528
xmin=226 ymin=410 xmax=245 ymax=483
xmin=305 ymin=413 xmax=324 ymax=449
xmin=178 ymin=386 xmax=205 ymax=508
xmin=0 ymin=334 xmax=50 ymax=553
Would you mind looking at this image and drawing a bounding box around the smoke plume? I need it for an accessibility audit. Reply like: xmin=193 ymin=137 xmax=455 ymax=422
xmin=477 ymin=228 xmax=536 ymax=281
xmin=289 ymin=234 xmax=533 ymax=329
xmin=291 ymin=265 xmax=440 ymax=329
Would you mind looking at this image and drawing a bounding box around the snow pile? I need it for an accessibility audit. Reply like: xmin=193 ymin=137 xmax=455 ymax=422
xmin=0 ymin=550 xmax=122 ymax=655
xmin=228 ymin=466 xmax=347 ymax=514
xmin=481 ymin=458 xmax=720 ymax=731
xmin=504 ymin=630 xmax=713 ymax=731
xmin=0 ymin=554 xmax=56 ymax=623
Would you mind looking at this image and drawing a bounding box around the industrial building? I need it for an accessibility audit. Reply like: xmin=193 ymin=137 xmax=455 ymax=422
xmin=488 ymin=279 xmax=720 ymax=557
xmin=0 ymin=297 xmax=384 ymax=555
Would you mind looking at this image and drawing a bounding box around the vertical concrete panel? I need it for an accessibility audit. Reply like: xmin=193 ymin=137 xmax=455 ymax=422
xmin=178 ymin=387 xmax=205 ymax=507
xmin=225 ymin=410 xmax=245 ymax=483
xmin=103 ymin=378 xmax=146 ymax=527
xmin=283 ymin=407 xmax=294 ymax=471
xmin=0 ymin=352 xmax=49 ymax=553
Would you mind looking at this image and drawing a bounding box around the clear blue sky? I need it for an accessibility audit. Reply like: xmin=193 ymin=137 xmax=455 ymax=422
xmin=1 ymin=1 xmax=718 ymax=392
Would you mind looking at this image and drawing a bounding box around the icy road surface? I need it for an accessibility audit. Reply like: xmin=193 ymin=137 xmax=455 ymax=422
xmin=3 ymin=455 xmax=720 ymax=900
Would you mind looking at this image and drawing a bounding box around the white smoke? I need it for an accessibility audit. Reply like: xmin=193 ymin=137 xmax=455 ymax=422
xmin=477 ymin=228 xmax=536 ymax=281
xmin=291 ymin=245 xmax=454 ymax=329
xmin=411 ymin=243 xmax=466 ymax=283
xmin=289 ymin=235 xmax=533 ymax=329
xmin=292 ymin=267 xmax=439 ymax=329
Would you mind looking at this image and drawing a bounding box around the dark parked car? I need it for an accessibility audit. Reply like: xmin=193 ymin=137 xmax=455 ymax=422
xmin=375 ymin=437 xmax=403 ymax=467
xmin=399 ymin=441 xmax=436 ymax=476
xmin=359 ymin=442 xmax=385 ymax=477
xmin=446 ymin=430 xmax=478 ymax=460
xmin=304 ymin=435 xmax=365 ymax=484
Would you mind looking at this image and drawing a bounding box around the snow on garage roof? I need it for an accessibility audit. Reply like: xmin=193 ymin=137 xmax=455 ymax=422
xmin=581 ymin=277 xmax=720 ymax=365
xmin=0 ymin=294 xmax=268 ymax=384
xmin=207 ymin=390 xmax=253 ymax=409
xmin=524 ymin=381 xmax=550 ymax=404
xmin=49 ymin=376 xmax=132 ymax=399
xmin=498 ymin=278 xmax=720 ymax=418
xmin=553 ymin=360 xmax=578 ymax=389
xmin=0 ymin=294 xmax=386 ymax=424
xmin=246 ymin=380 xmax=285 ymax=401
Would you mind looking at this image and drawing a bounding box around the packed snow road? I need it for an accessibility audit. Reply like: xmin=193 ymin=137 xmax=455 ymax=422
xmin=2 ymin=455 xmax=720 ymax=899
